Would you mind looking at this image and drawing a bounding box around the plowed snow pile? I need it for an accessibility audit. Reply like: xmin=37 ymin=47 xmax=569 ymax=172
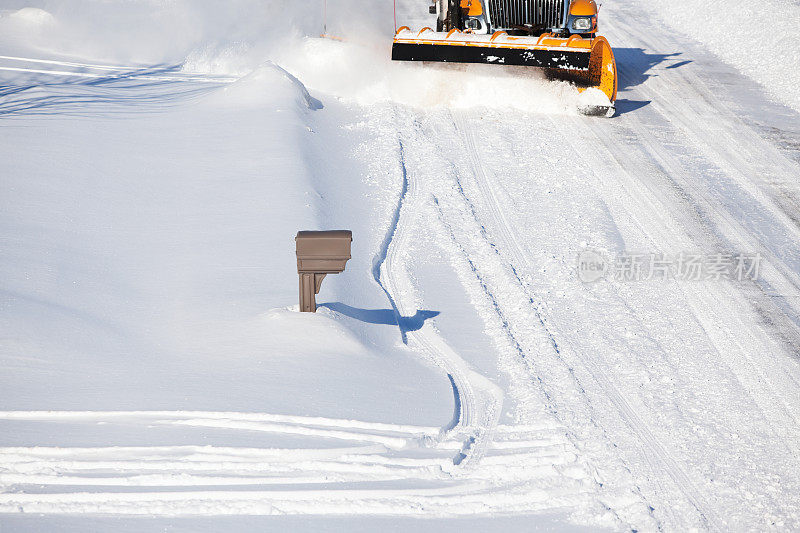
xmin=274 ymin=38 xmax=588 ymax=113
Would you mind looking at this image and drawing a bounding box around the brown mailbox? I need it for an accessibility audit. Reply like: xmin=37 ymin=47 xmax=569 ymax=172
xmin=295 ymin=230 xmax=352 ymax=312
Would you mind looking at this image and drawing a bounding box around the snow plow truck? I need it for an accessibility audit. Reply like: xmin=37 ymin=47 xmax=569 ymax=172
xmin=391 ymin=0 xmax=618 ymax=116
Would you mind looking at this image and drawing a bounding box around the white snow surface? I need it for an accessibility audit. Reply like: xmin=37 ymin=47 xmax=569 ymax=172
xmin=2 ymin=0 xmax=800 ymax=531
xmin=640 ymin=0 xmax=800 ymax=113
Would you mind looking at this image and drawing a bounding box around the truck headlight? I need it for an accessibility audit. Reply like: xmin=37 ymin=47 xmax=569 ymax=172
xmin=465 ymin=17 xmax=481 ymax=30
xmin=572 ymin=17 xmax=591 ymax=30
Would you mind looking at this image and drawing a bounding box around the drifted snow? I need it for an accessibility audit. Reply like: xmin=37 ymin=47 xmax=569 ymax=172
xmin=6 ymin=7 xmax=56 ymax=27
xmin=1 ymin=0 xmax=800 ymax=531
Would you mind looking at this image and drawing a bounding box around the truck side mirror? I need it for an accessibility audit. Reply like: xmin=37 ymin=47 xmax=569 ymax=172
xmin=295 ymin=230 xmax=352 ymax=312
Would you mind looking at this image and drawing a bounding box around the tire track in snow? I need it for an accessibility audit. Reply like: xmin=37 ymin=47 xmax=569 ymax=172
xmin=0 ymin=412 xmax=584 ymax=517
xmin=369 ymin=136 xmax=409 ymax=337
xmin=608 ymin=13 xmax=800 ymax=424
xmin=551 ymin=50 xmax=800 ymax=528
xmin=367 ymin=130 xmax=465 ymax=438
xmin=567 ymin=13 xmax=800 ymax=527
xmin=570 ymin=111 xmax=800 ymax=529
xmin=550 ymin=115 xmax=727 ymax=532
xmin=0 ymin=410 xmax=439 ymax=435
xmin=370 ymin=109 xmax=503 ymax=466
xmin=0 ymin=480 xmax=514 ymax=517
xmin=374 ymin=108 xmax=651 ymax=529
xmin=429 ymin=110 xmax=662 ymax=530
xmin=0 ymin=411 xmax=458 ymax=502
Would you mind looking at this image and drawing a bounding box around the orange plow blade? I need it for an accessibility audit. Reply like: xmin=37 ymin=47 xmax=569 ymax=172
xmin=548 ymin=36 xmax=617 ymax=116
xmin=392 ymin=28 xmax=618 ymax=116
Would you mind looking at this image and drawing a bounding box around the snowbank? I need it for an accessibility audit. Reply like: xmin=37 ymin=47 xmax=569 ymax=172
xmin=0 ymin=49 xmax=452 ymax=423
xmin=0 ymin=1 xmax=587 ymax=115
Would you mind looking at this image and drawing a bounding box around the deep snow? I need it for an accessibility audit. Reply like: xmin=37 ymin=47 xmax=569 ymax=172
xmin=2 ymin=0 xmax=800 ymax=531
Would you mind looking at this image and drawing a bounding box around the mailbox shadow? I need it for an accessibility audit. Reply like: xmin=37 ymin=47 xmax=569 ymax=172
xmin=320 ymin=302 xmax=439 ymax=333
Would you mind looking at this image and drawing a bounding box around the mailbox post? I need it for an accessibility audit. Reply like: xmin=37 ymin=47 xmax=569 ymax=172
xmin=295 ymin=230 xmax=352 ymax=312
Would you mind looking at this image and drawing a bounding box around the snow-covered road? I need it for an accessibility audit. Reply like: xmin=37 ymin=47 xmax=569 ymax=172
xmin=2 ymin=0 xmax=800 ymax=530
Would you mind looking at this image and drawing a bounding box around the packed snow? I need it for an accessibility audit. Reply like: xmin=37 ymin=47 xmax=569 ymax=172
xmin=641 ymin=0 xmax=800 ymax=113
xmin=1 ymin=0 xmax=800 ymax=531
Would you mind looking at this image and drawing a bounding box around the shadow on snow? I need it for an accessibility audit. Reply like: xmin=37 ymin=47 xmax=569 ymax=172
xmin=610 ymin=47 xmax=692 ymax=116
xmin=319 ymin=302 xmax=440 ymax=333
xmin=0 ymin=64 xmax=219 ymax=117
